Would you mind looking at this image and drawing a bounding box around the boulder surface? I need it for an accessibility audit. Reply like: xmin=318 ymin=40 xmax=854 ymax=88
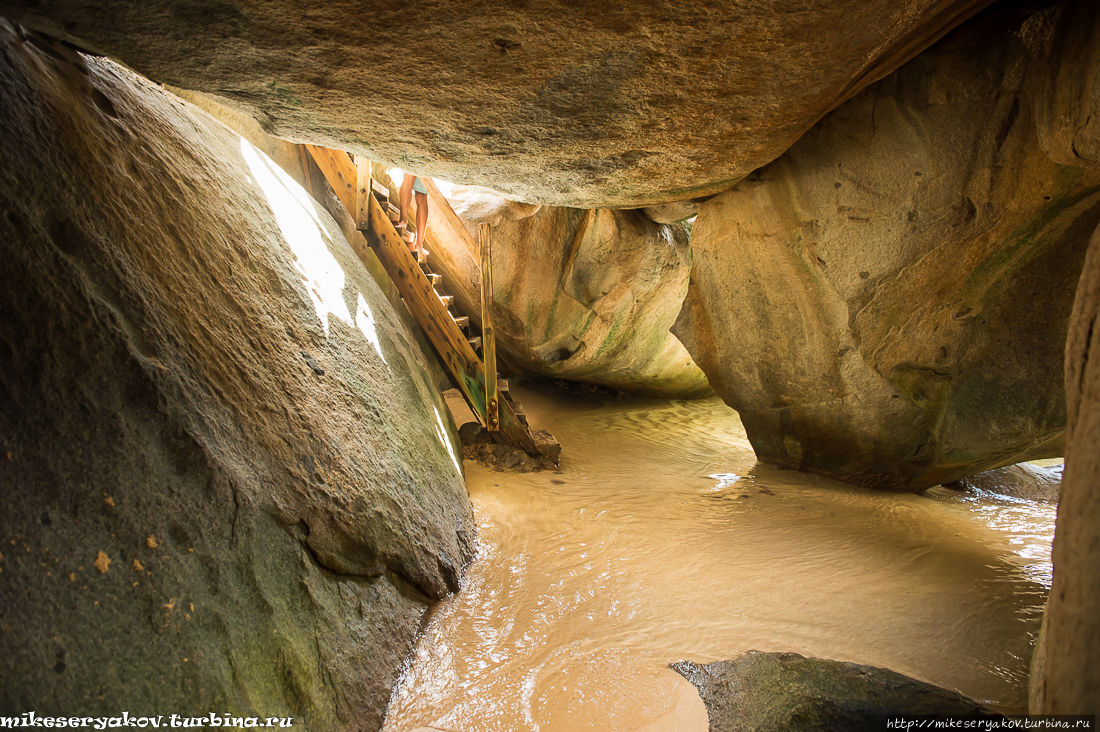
xmin=673 ymin=0 xmax=1100 ymax=490
xmin=0 ymin=0 xmax=994 ymax=207
xmin=672 ymin=652 xmax=1002 ymax=732
xmin=0 ymin=22 xmax=473 ymax=727
xmin=1039 ymin=223 xmax=1100 ymax=714
xmin=424 ymin=188 xmax=711 ymax=398
xmin=943 ymin=463 xmax=1061 ymax=502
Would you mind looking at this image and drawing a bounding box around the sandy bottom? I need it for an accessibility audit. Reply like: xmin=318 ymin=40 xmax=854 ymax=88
xmin=384 ymin=382 xmax=1055 ymax=731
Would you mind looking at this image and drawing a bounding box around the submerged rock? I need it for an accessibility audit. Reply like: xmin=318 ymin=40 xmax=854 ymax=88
xmin=673 ymin=0 xmax=1100 ymax=490
xmin=426 ymin=188 xmax=711 ymax=398
xmin=457 ymin=421 xmax=559 ymax=472
xmin=672 ymin=652 xmax=1003 ymax=732
xmin=0 ymin=0 xmax=995 ymax=207
xmin=0 ymin=23 xmax=473 ymax=727
xmin=943 ymin=463 xmax=1062 ymax=502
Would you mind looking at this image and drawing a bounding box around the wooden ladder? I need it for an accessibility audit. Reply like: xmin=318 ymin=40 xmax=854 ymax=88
xmin=302 ymin=145 xmax=541 ymax=456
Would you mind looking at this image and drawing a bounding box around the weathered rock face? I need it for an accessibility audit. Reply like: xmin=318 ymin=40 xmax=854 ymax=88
xmin=0 ymin=23 xmax=473 ymax=727
xmin=673 ymin=0 xmax=1100 ymax=491
xmin=673 ymin=652 xmax=1002 ymax=731
xmin=943 ymin=463 xmax=1062 ymax=502
xmin=424 ymin=188 xmax=711 ymax=398
xmin=1033 ymin=0 xmax=1100 ymax=168
xmin=1039 ymin=223 xmax=1100 ymax=714
xmin=0 ymin=0 xmax=996 ymax=207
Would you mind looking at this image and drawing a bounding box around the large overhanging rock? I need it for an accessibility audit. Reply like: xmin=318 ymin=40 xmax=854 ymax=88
xmin=0 ymin=22 xmax=473 ymax=725
xmin=0 ymin=0 xmax=994 ymax=208
xmin=424 ymin=188 xmax=711 ymax=398
xmin=673 ymin=0 xmax=1100 ymax=491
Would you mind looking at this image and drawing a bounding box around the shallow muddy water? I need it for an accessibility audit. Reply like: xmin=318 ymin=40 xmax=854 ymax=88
xmin=383 ymin=383 xmax=1056 ymax=731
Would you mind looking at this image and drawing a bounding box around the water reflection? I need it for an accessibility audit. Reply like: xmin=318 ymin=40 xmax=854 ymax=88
xmin=385 ymin=388 xmax=1053 ymax=731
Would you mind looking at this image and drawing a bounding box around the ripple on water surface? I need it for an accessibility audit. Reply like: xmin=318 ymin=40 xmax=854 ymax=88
xmin=384 ymin=388 xmax=1055 ymax=731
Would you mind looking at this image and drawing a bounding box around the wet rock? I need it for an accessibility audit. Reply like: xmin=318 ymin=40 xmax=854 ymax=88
xmin=943 ymin=463 xmax=1061 ymax=502
xmin=460 ymin=431 xmax=559 ymax=473
xmin=426 ymin=188 xmax=710 ymax=398
xmin=1 ymin=0 xmax=994 ymax=207
xmin=673 ymin=0 xmax=1100 ymax=490
xmin=672 ymin=652 xmax=1004 ymax=731
xmin=1039 ymin=221 xmax=1100 ymax=713
xmin=0 ymin=23 xmax=473 ymax=727
xmin=533 ymin=430 xmax=562 ymax=461
xmin=458 ymin=421 xmax=491 ymax=447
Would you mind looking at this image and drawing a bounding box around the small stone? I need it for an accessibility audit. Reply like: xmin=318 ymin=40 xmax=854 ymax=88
xmin=103 ymin=496 xmax=115 ymax=507
xmin=146 ymin=535 xmax=158 ymax=549
xmin=458 ymin=421 xmax=489 ymax=446
xmin=132 ymin=559 xmax=144 ymax=572
xmin=94 ymin=551 xmax=110 ymax=574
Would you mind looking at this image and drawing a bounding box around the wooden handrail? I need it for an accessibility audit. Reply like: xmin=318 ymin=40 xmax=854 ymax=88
xmin=480 ymin=223 xmax=498 ymax=431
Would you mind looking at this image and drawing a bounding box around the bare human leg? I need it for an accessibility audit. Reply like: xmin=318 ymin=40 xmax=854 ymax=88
xmin=398 ymin=172 xmax=414 ymax=236
xmin=414 ymin=190 xmax=428 ymax=257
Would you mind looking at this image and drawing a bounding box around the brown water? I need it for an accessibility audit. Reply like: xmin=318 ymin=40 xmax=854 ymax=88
xmin=383 ymin=383 xmax=1055 ymax=732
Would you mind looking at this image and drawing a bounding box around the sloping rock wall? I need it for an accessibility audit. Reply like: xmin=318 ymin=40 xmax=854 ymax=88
xmin=1038 ymin=223 xmax=1100 ymax=714
xmin=0 ymin=22 xmax=473 ymax=728
xmin=673 ymin=0 xmax=1100 ymax=490
xmin=424 ymin=189 xmax=711 ymax=398
xmin=0 ymin=0 xmax=995 ymax=207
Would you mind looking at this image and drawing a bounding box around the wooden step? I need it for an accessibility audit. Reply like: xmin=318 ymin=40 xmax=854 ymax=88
xmin=400 ymin=229 xmax=414 ymax=244
xmin=426 ymin=273 xmax=442 ymax=287
xmin=387 ymin=207 xmax=400 ymax=223
xmin=371 ymin=179 xmax=389 ymax=201
xmin=453 ymin=315 xmax=469 ymax=330
xmin=438 ymin=294 xmax=454 ymax=309
xmin=468 ymin=336 xmax=482 ymax=351
xmin=497 ymin=378 xmax=510 ymax=393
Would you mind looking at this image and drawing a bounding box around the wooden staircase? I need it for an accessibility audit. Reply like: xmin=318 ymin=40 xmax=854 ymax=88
xmin=302 ymin=145 xmax=543 ymax=455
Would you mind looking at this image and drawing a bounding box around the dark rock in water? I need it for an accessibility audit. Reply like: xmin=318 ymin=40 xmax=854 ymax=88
xmin=461 ymin=434 xmax=561 ymax=473
xmin=672 ymin=652 xmax=1004 ymax=732
xmin=534 ymin=430 xmax=562 ymax=461
xmin=943 ymin=463 xmax=1061 ymax=502
xmin=458 ymin=421 xmax=491 ymax=446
